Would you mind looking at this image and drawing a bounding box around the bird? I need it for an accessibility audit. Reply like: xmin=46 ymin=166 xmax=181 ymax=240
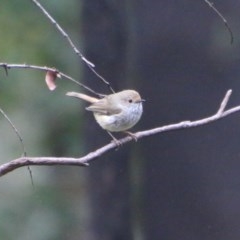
xmin=66 ymin=89 xmax=144 ymax=143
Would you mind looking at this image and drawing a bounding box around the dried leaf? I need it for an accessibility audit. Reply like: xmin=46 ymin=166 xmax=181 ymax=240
xmin=45 ymin=70 xmax=58 ymax=91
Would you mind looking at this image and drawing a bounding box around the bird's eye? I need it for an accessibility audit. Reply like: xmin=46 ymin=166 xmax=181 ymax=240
xmin=128 ymin=99 xmax=133 ymax=103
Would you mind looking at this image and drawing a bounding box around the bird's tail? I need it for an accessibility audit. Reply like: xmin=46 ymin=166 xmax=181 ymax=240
xmin=66 ymin=92 xmax=99 ymax=103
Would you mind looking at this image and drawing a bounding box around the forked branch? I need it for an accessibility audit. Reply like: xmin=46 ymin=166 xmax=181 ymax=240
xmin=30 ymin=0 xmax=115 ymax=93
xmin=0 ymin=89 xmax=239 ymax=177
xmin=0 ymin=63 xmax=104 ymax=97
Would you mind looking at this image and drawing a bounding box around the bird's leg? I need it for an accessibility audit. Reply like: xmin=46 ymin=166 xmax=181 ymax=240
xmin=107 ymin=131 xmax=122 ymax=148
xmin=124 ymin=131 xmax=138 ymax=142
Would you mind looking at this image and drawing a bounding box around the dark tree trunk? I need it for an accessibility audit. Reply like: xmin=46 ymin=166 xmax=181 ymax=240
xmin=81 ymin=1 xmax=133 ymax=240
xmin=81 ymin=0 xmax=240 ymax=240
xmin=131 ymin=1 xmax=240 ymax=240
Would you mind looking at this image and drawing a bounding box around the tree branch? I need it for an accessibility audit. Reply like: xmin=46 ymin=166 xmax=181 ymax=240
xmin=30 ymin=0 xmax=115 ymax=93
xmin=0 ymin=63 xmax=104 ymax=97
xmin=204 ymin=0 xmax=234 ymax=44
xmin=0 ymin=89 xmax=239 ymax=177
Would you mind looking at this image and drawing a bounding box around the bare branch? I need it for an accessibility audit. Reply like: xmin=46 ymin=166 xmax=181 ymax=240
xmin=30 ymin=0 xmax=94 ymax=67
xmin=0 ymin=108 xmax=26 ymax=157
xmin=30 ymin=0 xmax=114 ymax=93
xmin=0 ymin=157 xmax=88 ymax=177
xmin=0 ymin=89 xmax=239 ymax=177
xmin=216 ymin=89 xmax=232 ymax=115
xmin=204 ymin=0 xmax=234 ymax=44
xmin=0 ymin=108 xmax=34 ymax=185
xmin=0 ymin=63 xmax=105 ymax=97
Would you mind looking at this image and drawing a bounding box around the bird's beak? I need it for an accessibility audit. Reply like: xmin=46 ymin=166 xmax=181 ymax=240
xmin=136 ymin=99 xmax=145 ymax=103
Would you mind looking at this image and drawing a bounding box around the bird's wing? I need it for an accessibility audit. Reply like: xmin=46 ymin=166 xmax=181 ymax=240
xmin=86 ymin=99 xmax=121 ymax=115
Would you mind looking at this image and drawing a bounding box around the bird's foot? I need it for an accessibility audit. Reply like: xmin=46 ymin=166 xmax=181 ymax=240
xmin=124 ymin=131 xmax=138 ymax=142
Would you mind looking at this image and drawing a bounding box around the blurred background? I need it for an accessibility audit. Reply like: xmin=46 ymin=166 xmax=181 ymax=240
xmin=1 ymin=0 xmax=240 ymax=239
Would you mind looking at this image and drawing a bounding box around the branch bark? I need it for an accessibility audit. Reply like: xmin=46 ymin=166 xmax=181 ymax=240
xmin=0 ymin=63 xmax=104 ymax=97
xmin=0 ymin=89 xmax=239 ymax=177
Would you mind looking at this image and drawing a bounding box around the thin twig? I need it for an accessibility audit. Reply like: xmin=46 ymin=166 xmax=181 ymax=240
xmin=216 ymin=89 xmax=232 ymax=115
xmin=0 ymin=89 xmax=240 ymax=177
xmin=87 ymin=67 xmax=115 ymax=94
xmin=27 ymin=166 xmax=34 ymax=187
xmin=30 ymin=0 xmax=94 ymax=67
xmin=204 ymin=0 xmax=234 ymax=44
xmin=0 ymin=63 xmax=105 ymax=97
xmin=0 ymin=108 xmax=26 ymax=156
xmin=30 ymin=0 xmax=114 ymax=93
xmin=0 ymin=108 xmax=34 ymax=185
